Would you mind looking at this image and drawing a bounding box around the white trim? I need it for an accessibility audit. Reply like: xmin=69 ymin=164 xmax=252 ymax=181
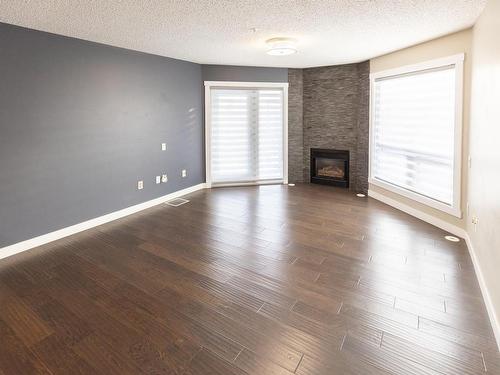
xmin=211 ymin=179 xmax=284 ymax=188
xmin=204 ymin=81 xmax=290 ymax=88
xmin=204 ymin=81 xmax=289 ymax=188
xmin=282 ymin=84 xmax=289 ymax=185
xmin=367 ymin=189 xmax=466 ymax=238
xmin=369 ymin=53 xmax=464 ymax=218
xmin=464 ymin=234 xmax=500 ymax=351
xmin=0 ymin=183 xmax=206 ymax=260
xmin=204 ymin=84 xmax=212 ymax=188
xmin=369 ymin=53 xmax=465 ymax=81
xmin=368 ymin=178 xmax=461 ymax=217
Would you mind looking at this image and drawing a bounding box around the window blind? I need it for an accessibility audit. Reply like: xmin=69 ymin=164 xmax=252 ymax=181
xmin=210 ymin=88 xmax=284 ymax=184
xmin=372 ymin=66 xmax=457 ymax=205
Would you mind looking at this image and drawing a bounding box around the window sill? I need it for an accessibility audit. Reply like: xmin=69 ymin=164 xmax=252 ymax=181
xmin=368 ymin=177 xmax=462 ymax=218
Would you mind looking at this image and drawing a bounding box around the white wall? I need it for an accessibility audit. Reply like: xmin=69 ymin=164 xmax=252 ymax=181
xmin=468 ymin=0 xmax=500 ymax=346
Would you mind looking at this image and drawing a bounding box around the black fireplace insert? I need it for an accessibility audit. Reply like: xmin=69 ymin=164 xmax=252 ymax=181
xmin=310 ymin=148 xmax=349 ymax=188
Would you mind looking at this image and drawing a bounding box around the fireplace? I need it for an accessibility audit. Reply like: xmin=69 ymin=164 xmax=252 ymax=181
xmin=310 ymin=148 xmax=349 ymax=188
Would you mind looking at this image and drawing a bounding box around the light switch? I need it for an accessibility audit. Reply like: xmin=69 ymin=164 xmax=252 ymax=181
xmin=156 ymin=176 xmax=161 ymax=184
xmin=138 ymin=180 xmax=144 ymax=190
xmin=181 ymin=169 xmax=187 ymax=178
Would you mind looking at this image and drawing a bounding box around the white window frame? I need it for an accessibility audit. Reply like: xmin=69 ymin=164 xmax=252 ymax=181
xmin=204 ymin=81 xmax=289 ymax=188
xmin=368 ymin=54 xmax=464 ymax=217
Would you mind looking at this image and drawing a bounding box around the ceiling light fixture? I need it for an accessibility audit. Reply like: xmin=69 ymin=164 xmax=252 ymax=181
xmin=266 ymin=37 xmax=297 ymax=56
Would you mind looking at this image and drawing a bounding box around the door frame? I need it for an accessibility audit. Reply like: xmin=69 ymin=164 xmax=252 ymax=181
xmin=204 ymin=81 xmax=289 ymax=188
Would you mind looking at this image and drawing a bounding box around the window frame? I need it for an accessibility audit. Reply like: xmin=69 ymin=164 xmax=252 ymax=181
xmin=368 ymin=54 xmax=464 ymax=218
xmin=204 ymin=81 xmax=289 ymax=188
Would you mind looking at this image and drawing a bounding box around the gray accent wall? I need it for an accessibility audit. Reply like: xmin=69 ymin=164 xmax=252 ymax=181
xmin=201 ymin=65 xmax=288 ymax=83
xmin=0 ymin=23 xmax=204 ymax=248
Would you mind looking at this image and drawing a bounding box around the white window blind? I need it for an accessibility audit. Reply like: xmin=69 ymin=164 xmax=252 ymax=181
xmin=210 ymin=88 xmax=284 ymax=184
xmin=371 ymin=59 xmax=462 ymax=213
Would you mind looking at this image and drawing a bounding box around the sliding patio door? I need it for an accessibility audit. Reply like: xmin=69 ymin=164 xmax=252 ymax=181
xmin=205 ymin=83 xmax=288 ymax=187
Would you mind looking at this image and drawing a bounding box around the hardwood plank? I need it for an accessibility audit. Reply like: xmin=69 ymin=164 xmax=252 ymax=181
xmin=214 ymin=300 xmax=347 ymax=361
xmin=42 ymin=272 xmax=203 ymax=374
xmin=296 ymin=353 xmax=392 ymax=375
xmin=342 ymin=334 xmax=442 ymax=375
xmin=0 ymin=319 xmax=52 ymax=375
xmin=31 ymin=334 xmax=98 ymax=375
xmin=233 ymin=349 xmax=297 ymax=375
xmin=396 ymin=297 xmax=493 ymax=337
xmin=185 ymin=348 xmax=246 ymax=375
xmin=73 ymin=334 xmax=140 ymax=375
xmin=113 ymin=282 xmax=243 ymax=363
xmin=0 ymin=297 xmax=53 ymax=347
xmin=381 ymin=332 xmax=485 ymax=374
xmin=0 ymin=184 xmax=497 ymax=374
xmin=156 ymin=287 xmax=304 ymax=372
xmin=418 ymin=316 xmax=498 ymax=354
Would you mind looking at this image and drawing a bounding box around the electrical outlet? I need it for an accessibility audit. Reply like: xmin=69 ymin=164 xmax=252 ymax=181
xmin=161 ymin=174 xmax=168 ymax=183
xmin=181 ymin=169 xmax=187 ymax=178
xmin=161 ymin=143 xmax=167 ymax=151
xmin=156 ymin=176 xmax=161 ymax=184
xmin=472 ymin=215 xmax=479 ymax=232
xmin=137 ymin=180 xmax=144 ymax=190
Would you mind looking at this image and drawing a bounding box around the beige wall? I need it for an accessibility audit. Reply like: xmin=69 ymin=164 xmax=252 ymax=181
xmin=369 ymin=29 xmax=473 ymax=230
xmin=468 ymin=0 xmax=500 ymax=344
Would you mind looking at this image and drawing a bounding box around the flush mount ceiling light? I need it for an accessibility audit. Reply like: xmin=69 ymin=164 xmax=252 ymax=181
xmin=266 ymin=37 xmax=297 ymax=56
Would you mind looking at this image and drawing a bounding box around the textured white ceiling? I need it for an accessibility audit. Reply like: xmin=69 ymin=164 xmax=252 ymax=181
xmin=0 ymin=0 xmax=486 ymax=68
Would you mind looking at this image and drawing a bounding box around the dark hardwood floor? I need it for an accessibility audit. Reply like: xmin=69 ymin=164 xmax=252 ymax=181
xmin=1 ymin=183 xmax=499 ymax=374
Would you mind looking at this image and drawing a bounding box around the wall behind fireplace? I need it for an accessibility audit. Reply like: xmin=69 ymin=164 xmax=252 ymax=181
xmin=288 ymin=61 xmax=369 ymax=192
xmin=288 ymin=69 xmax=304 ymax=183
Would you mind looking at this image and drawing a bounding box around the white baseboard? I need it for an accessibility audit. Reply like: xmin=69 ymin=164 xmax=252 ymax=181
xmin=368 ymin=189 xmax=500 ymax=351
xmin=464 ymin=234 xmax=500 ymax=351
xmin=0 ymin=183 xmax=206 ymax=260
xmin=367 ymin=189 xmax=467 ymax=238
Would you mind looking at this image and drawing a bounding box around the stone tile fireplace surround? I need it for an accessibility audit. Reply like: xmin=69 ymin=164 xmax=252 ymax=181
xmin=288 ymin=61 xmax=369 ymax=193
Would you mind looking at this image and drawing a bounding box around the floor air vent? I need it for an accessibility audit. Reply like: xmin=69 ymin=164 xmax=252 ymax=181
xmin=165 ymin=198 xmax=190 ymax=207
